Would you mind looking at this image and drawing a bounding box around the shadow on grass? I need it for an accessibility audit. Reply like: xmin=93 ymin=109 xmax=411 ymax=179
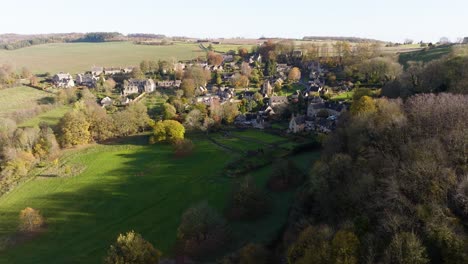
xmin=0 ymin=136 xmax=232 ymax=263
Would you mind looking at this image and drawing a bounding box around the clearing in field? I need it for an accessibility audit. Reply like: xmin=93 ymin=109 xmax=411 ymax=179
xmin=0 ymin=42 xmax=205 ymax=74
xmin=0 ymin=132 xmax=319 ymax=263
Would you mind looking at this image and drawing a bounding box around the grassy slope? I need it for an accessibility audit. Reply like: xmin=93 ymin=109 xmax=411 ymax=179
xmin=18 ymin=105 xmax=71 ymax=128
xmin=0 ymin=42 xmax=205 ymax=74
xmin=0 ymin=132 xmax=319 ymax=263
xmin=0 ymin=86 xmax=53 ymax=118
xmin=398 ymin=44 xmax=453 ymax=67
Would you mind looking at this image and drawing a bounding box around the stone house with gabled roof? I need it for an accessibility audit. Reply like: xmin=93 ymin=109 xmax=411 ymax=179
xmin=52 ymin=73 xmax=75 ymax=88
xmin=123 ymin=79 xmax=155 ymax=96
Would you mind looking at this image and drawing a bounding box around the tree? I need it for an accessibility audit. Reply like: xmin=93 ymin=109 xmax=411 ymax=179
xmin=131 ymin=67 xmax=145 ymax=79
xmin=103 ymin=78 xmax=117 ymax=95
xmin=385 ymin=232 xmax=429 ymax=264
xmin=241 ymin=62 xmax=252 ymax=77
xmin=184 ymin=66 xmax=211 ymax=88
xmin=19 ymin=207 xmax=44 ymax=232
xmin=350 ymin=95 xmax=376 ymax=115
xmin=57 ymin=110 xmax=91 ymax=147
xmin=331 ymin=230 xmax=360 ymax=264
xmin=162 ymin=103 xmax=177 ymax=120
xmin=207 ymin=51 xmax=223 ymax=66
xmin=151 ymin=120 xmax=185 ymax=143
xmin=232 ymin=73 xmax=249 ymax=88
xmin=105 ymin=231 xmax=160 ymax=264
xmin=177 ymin=202 xmax=229 ymax=257
xmin=288 ymin=67 xmax=301 ymax=82
xmin=184 ymin=109 xmax=205 ymax=131
xmin=140 ymin=60 xmax=149 ymax=73
xmin=181 ymin=79 xmax=196 ymax=98
xmin=226 ymin=176 xmax=270 ymax=220
xmin=221 ymin=102 xmax=239 ymax=124
xmin=238 ymin=47 xmax=249 ymax=58
xmin=287 ymin=225 xmax=333 ymax=264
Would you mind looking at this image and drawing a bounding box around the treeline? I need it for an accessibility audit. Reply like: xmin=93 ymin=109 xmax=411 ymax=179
xmin=72 ymin=32 xmax=124 ymax=43
xmin=282 ymin=92 xmax=468 ymax=264
xmin=302 ymin=36 xmax=383 ymax=43
xmin=0 ymin=38 xmax=58 ymax=50
xmin=127 ymin=33 xmax=166 ymax=39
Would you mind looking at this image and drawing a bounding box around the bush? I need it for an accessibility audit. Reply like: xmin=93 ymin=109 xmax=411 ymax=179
xmin=268 ymin=160 xmax=304 ymax=191
xmin=173 ymin=139 xmax=194 ymax=157
xmin=19 ymin=207 xmax=44 ymax=232
xmin=226 ymin=177 xmax=271 ymax=220
xmin=177 ymin=202 xmax=229 ymax=258
xmin=151 ymin=120 xmax=185 ymax=143
xmin=105 ymin=230 xmax=160 ymax=264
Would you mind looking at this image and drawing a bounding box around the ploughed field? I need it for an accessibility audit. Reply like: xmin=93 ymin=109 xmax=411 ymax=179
xmin=0 ymin=131 xmax=319 ymax=263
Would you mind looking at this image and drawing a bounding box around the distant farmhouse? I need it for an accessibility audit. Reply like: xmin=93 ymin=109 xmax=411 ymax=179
xmin=123 ymin=79 xmax=156 ymax=96
xmin=463 ymin=37 xmax=468 ymax=44
xmin=52 ymin=73 xmax=75 ymax=88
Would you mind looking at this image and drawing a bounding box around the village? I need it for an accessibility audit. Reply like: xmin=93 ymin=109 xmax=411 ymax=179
xmin=49 ymin=44 xmax=352 ymax=135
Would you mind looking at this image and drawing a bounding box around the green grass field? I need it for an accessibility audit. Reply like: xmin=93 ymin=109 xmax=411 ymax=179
xmin=398 ymin=44 xmax=453 ymax=67
xmin=19 ymin=105 xmax=71 ymax=128
xmin=0 ymin=42 xmax=205 ymax=74
xmin=0 ymin=132 xmax=319 ymax=263
xmin=0 ymin=86 xmax=54 ymax=118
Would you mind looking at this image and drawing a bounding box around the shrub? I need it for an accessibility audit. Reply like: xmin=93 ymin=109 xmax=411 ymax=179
xmin=268 ymin=160 xmax=304 ymax=191
xmin=105 ymin=230 xmax=160 ymax=264
xmin=177 ymin=202 xmax=229 ymax=258
xmin=226 ymin=177 xmax=271 ymax=220
xmin=151 ymin=120 xmax=185 ymax=143
xmin=173 ymin=139 xmax=194 ymax=157
xmin=19 ymin=207 xmax=44 ymax=232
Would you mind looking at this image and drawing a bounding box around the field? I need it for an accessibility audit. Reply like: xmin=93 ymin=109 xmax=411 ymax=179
xmin=0 ymin=131 xmax=319 ymax=263
xmin=398 ymin=44 xmax=453 ymax=67
xmin=0 ymin=86 xmax=54 ymax=118
xmin=0 ymin=42 xmax=205 ymax=74
xmin=19 ymin=105 xmax=71 ymax=128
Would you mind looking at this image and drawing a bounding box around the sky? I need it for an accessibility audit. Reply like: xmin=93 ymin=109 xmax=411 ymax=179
xmin=0 ymin=0 xmax=466 ymax=43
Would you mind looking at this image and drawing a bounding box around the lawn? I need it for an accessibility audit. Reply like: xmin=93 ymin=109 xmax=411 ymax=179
xmin=0 ymin=133 xmax=320 ymax=263
xmin=0 ymin=42 xmax=205 ymax=74
xmin=0 ymin=86 xmax=54 ymax=118
xmin=330 ymin=91 xmax=354 ymax=101
xmin=19 ymin=105 xmax=71 ymax=128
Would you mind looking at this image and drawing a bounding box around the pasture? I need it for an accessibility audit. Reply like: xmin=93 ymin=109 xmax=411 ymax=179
xmin=0 ymin=131 xmax=319 ymax=263
xmin=19 ymin=105 xmax=71 ymax=128
xmin=0 ymin=42 xmax=205 ymax=74
xmin=398 ymin=44 xmax=453 ymax=67
xmin=0 ymin=86 xmax=54 ymax=119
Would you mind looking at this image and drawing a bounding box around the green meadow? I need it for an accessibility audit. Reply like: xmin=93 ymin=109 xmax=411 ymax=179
xmin=0 ymin=132 xmax=319 ymax=263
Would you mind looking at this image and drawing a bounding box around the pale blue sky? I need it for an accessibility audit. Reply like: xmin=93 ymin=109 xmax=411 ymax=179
xmin=0 ymin=0 xmax=466 ymax=42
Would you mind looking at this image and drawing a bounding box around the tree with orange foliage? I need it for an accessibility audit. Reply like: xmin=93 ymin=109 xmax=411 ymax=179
xmin=288 ymin=67 xmax=301 ymax=82
xmin=19 ymin=207 xmax=44 ymax=232
xmin=207 ymin=51 xmax=223 ymax=66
